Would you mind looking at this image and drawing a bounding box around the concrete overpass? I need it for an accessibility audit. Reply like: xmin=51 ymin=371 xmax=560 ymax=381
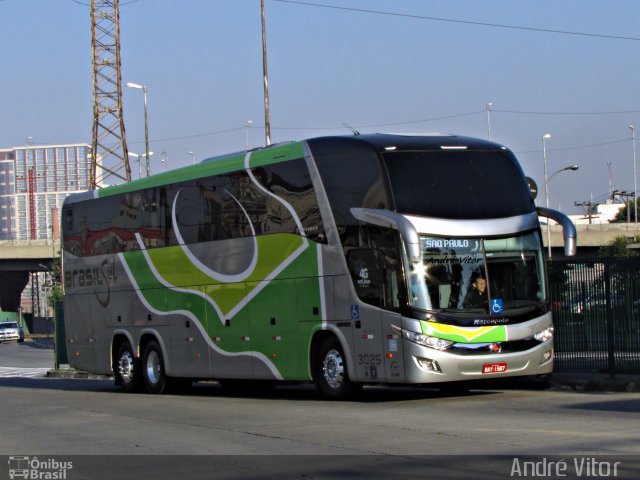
xmin=0 ymin=240 xmax=59 ymax=312
xmin=544 ymin=223 xmax=640 ymax=256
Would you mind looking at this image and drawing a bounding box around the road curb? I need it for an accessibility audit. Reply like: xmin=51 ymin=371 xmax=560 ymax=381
xmin=549 ymin=374 xmax=639 ymax=393
xmin=41 ymin=370 xmax=640 ymax=392
xmin=46 ymin=370 xmax=111 ymax=380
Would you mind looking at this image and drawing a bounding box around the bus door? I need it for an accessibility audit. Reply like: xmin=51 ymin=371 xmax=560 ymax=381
xmin=350 ymin=296 xmax=406 ymax=383
xmin=347 ymin=248 xmax=388 ymax=383
xmin=351 ymin=304 xmax=385 ymax=383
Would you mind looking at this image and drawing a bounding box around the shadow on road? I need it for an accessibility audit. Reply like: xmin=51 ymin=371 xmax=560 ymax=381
xmin=0 ymin=376 xmax=502 ymax=402
xmin=564 ymin=398 xmax=640 ymax=413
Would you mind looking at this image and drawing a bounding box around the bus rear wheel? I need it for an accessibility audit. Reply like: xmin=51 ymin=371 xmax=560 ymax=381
xmin=142 ymin=340 xmax=167 ymax=394
xmin=114 ymin=342 xmax=141 ymax=393
xmin=314 ymin=337 xmax=361 ymax=400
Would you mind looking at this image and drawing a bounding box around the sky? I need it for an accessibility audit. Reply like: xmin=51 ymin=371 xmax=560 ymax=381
xmin=1 ymin=0 xmax=639 ymax=215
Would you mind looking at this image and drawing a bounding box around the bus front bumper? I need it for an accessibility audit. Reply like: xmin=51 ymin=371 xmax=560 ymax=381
xmin=402 ymin=339 xmax=553 ymax=384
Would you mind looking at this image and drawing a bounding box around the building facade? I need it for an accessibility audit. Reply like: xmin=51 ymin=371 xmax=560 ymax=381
xmin=0 ymin=143 xmax=90 ymax=319
xmin=0 ymin=143 xmax=90 ymax=241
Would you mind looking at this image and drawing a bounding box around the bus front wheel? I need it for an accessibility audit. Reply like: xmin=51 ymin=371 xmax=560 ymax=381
xmin=142 ymin=340 xmax=167 ymax=394
xmin=314 ymin=337 xmax=361 ymax=400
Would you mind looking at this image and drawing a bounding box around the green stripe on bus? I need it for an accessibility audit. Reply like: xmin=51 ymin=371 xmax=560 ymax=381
xmin=144 ymin=234 xmax=306 ymax=315
xmin=97 ymin=142 xmax=306 ymax=198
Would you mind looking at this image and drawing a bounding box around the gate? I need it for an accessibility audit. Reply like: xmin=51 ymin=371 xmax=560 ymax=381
xmin=549 ymin=256 xmax=640 ymax=374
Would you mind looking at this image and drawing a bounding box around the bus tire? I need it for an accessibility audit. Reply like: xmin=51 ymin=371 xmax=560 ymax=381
xmin=314 ymin=337 xmax=361 ymax=400
xmin=142 ymin=340 xmax=167 ymax=394
xmin=114 ymin=342 xmax=141 ymax=393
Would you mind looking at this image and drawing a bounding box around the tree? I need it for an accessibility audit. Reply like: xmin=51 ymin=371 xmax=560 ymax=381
xmin=610 ymin=199 xmax=640 ymax=223
xmin=47 ymin=253 xmax=64 ymax=306
xmin=599 ymin=235 xmax=640 ymax=257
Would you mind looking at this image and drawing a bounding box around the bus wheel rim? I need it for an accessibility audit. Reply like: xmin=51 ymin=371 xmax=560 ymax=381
xmin=322 ymin=348 xmax=344 ymax=389
xmin=118 ymin=351 xmax=134 ymax=383
xmin=146 ymin=350 xmax=161 ymax=385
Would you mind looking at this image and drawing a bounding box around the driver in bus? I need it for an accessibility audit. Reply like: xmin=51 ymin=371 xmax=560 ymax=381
xmin=463 ymin=276 xmax=488 ymax=308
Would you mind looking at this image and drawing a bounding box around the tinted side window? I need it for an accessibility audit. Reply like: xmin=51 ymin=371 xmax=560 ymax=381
xmin=63 ymin=159 xmax=327 ymax=256
xmin=313 ymin=149 xmax=391 ymax=228
xmin=345 ymin=226 xmax=404 ymax=311
xmin=63 ymin=188 xmax=167 ymax=256
xmin=172 ymin=180 xmax=204 ymax=245
xmin=384 ymin=150 xmax=535 ymax=219
xmin=255 ymin=158 xmax=326 ymax=243
xmin=169 ymin=172 xmax=266 ymax=245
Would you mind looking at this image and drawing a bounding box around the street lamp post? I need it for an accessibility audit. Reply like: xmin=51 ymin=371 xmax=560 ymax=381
xmin=245 ymin=120 xmax=253 ymax=150
xmin=161 ymin=151 xmax=168 ymax=171
xmin=486 ymin=102 xmax=493 ymax=140
xmin=188 ymin=151 xmax=195 ymax=165
xmin=128 ymin=152 xmax=153 ymax=179
xmin=128 ymin=152 xmax=142 ymax=179
xmin=542 ymin=133 xmax=579 ymax=258
xmin=126 ymin=82 xmax=150 ymax=177
xmin=546 ymin=162 xmax=580 ymax=258
xmin=629 ymin=125 xmax=638 ymax=223
xmin=17 ymin=306 xmax=23 ymax=337
xmin=542 ymin=133 xmax=552 ymax=258
xmin=548 ymin=164 xmax=579 ymax=184
xmin=261 ymin=0 xmax=271 ymax=146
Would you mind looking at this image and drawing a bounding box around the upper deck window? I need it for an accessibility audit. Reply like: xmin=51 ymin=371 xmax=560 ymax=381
xmin=383 ymin=150 xmax=534 ymax=219
xmin=311 ymin=139 xmax=392 ymax=227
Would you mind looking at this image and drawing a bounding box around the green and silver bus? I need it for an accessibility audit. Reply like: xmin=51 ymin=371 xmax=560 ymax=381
xmin=62 ymin=134 xmax=576 ymax=399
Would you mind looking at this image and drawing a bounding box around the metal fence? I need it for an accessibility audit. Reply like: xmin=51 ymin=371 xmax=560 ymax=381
xmin=548 ymin=256 xmax=640 ymax=374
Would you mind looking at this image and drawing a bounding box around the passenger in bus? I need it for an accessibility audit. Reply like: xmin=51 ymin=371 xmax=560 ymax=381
xmin=463 ymin=276 xmax=488 ymax=308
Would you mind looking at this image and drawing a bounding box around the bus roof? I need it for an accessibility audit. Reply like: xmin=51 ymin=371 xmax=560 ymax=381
xmin=63 ymin=133 xmax=510 ymax=204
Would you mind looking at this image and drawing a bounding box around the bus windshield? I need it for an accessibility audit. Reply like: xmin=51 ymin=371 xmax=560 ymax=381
xmin=407 ymin=232 xmax=546 ymax=314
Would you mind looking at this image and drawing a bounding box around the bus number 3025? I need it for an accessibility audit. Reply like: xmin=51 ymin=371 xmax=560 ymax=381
xmin=358 ymin=354 xmax=382 ymax=366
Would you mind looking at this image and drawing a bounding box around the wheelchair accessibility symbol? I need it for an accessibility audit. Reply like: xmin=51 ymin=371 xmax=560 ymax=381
xmin=491 ymin=299 xmax=504 ymax=314
xmin=351 ymin=305 xmax=360 ymax=320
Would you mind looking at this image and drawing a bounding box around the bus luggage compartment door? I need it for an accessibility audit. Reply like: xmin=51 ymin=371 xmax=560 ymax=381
xmin=352 ymin=304 xmax=385 ymax=383
xmin=64 ymin=293 xmax=97 ymax=372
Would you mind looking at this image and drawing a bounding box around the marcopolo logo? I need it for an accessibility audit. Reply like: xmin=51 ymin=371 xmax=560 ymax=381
xmin=8 ymin=456 xmax=73 ymax=480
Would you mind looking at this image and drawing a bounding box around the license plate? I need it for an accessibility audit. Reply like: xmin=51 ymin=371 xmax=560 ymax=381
xmin=482 ymin=362 xmax=508 ymax=374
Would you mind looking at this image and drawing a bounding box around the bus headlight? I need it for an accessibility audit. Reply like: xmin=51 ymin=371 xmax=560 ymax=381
xmin=534 ymin=326 xmax=554 ymax=342
xmin=402 ymin=330 xmax=454 ymax=351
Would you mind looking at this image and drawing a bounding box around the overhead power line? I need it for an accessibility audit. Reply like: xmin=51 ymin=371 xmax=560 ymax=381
xmin=273 ymin=0 xmax=640 ymax=42
xmin=273 ymin=111 xmax=484 ymax=130
xmin=516 ymin=138 xmax=630 ymax=155
xmin=495 ymin=109 xmax=640 ymax=116
xmin=128 ymin=127 xmax=245 ymax=145
xmin=71 ymin=0 xmax=138 ymax=6
xmin=135 ymin=116 xmax=638 ymax=150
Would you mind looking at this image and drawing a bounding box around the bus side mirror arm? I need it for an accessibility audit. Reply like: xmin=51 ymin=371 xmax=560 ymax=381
xmin=536 ymin=207 xmax=577 ymax=256
xmin=350 ymin=208 xmax=421 ymax=263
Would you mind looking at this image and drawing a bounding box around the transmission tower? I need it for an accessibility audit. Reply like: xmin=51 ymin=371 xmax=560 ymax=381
xmin=90 ymin=0 xmax=131 ymax=188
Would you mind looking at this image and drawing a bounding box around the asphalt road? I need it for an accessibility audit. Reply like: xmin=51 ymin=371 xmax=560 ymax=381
xmin=0 ymin=339 xmax=54 ymax=368
xmin=0 ymin=340 xmax=639 ymax=479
